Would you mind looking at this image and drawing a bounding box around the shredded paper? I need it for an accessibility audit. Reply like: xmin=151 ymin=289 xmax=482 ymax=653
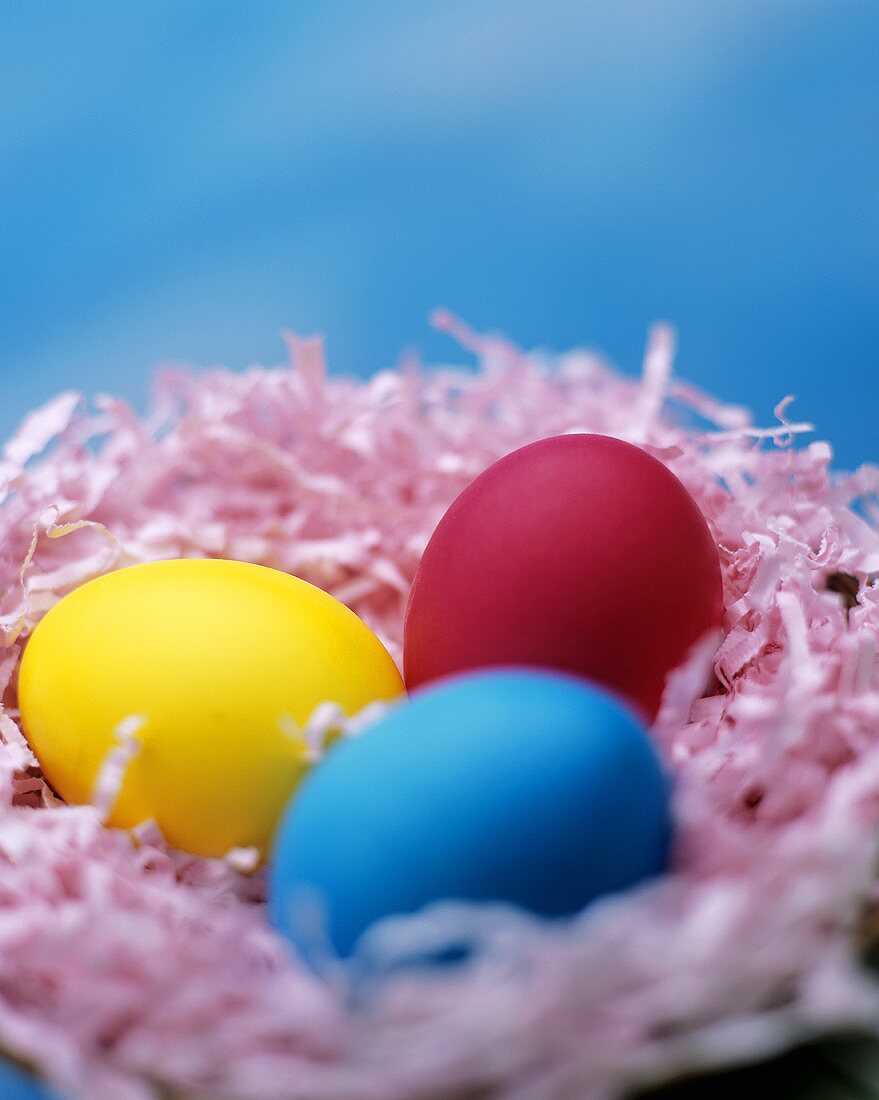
xmin=2 ymin=318 xmax=879 ymax=1098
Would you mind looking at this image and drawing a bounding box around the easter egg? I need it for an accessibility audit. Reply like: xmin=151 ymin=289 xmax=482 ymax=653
xmin=269 ymin=668 xmax=670 ymax=959
xmin=19 ymin=559 xmax=403 ymax=858
xmin=404 ymin=434 xmax=722 ymax=720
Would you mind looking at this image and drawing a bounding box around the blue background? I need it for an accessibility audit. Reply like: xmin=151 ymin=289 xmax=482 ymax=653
xmin=2 ymin=0 xmax=877 ymax=467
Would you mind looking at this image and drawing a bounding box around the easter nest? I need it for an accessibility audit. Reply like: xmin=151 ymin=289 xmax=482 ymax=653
xmin=3 ymin=314 xmax=879 ymax=1099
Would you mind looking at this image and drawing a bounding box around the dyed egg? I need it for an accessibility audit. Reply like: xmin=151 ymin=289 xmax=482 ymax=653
xmin=269 ymin=668 xmax=670 ymax=959
xmin=404 ymin=434 xmax=722 ymax=720
xmin=19 ymin=559 xmax=403 ymax=858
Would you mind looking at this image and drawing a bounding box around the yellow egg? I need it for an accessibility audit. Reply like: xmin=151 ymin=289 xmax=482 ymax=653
xmin=18 ymin=559 xmax=404 ymax=858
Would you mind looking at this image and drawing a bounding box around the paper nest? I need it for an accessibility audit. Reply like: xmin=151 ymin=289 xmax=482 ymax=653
xmin=2 ymin=314 xmax=879 ymax=1099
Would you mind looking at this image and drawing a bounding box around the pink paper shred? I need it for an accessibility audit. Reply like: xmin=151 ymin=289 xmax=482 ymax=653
xmin=3 ymin=320 xmax=879 ymax=1098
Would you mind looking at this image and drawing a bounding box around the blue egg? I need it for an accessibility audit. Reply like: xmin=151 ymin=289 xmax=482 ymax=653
xmin=0 ymin=1061 xmax=56 ymax=1100
xmin=269 ymin=668 xmax=671 ymax=959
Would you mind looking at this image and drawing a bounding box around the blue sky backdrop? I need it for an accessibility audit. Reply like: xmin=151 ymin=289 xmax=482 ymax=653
xmin=2 ymin=0 xmax=877 ymax=466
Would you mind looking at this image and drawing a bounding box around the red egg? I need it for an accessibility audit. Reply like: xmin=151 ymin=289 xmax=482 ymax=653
xmin=404 ymin=434 xmax=722 ymax=720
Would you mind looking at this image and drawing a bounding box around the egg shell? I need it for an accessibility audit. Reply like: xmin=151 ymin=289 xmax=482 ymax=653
xmin=269 ymin=668 xmax=671 ymax=959
xmin=404 ymin=433 xmax=723 ymax=720
xmin=18 ymin=559 xmax=403 ymax=858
